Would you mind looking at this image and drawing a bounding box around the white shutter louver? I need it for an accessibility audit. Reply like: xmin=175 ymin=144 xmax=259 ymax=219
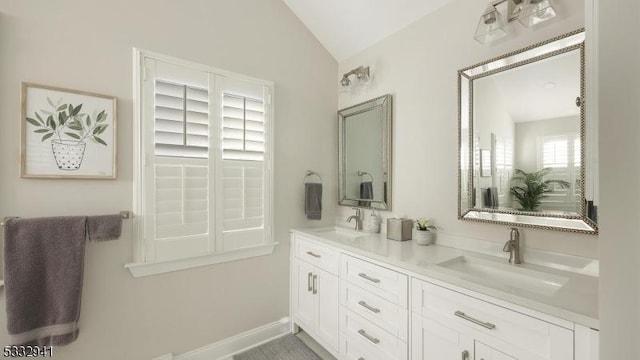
xmin=155 ymin=80 xmax=209 ymax=159
xmin=155 ymin=164 xmax=208 ymax=239
xmin=543 ymin=137 xmax=568 ymax=168
xmin=222 ymin=94 xmax=265 ymax=161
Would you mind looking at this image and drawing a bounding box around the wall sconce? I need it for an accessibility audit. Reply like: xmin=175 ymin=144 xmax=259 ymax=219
xmin=340 ymin=66 xmax=370 ymax=92
xmin=474 ymin=0 xmax=557 ymax=44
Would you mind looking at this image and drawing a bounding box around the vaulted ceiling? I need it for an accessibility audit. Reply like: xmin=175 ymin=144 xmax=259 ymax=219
xmin=281 ymin=0 xmax=454 ymax=61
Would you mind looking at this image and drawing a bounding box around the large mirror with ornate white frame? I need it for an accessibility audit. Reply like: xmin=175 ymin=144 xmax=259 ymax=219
xmin=458 ymin=29 xmax=598 ymax=234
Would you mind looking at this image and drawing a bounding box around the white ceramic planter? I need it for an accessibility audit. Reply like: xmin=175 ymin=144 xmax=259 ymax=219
xmin=51 ymin=139 xmax=86 ymax=170
xmin=413 ymin=229 xmax=435 ymax=245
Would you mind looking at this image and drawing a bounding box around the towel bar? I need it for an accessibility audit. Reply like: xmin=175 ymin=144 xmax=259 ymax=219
xmin=0 ymin=211 xmax=131 ymax=227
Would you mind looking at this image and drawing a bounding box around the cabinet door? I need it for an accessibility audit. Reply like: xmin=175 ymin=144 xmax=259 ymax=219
xmin=475 ymin=341 xmax=517 ymax=360
xmin=315 ymin=267 xmax=339 ymax=352
xmin=294 ymin=259 xmax=315 ymax=331
xmin=412 ymin=313 xmax=472 ymax=360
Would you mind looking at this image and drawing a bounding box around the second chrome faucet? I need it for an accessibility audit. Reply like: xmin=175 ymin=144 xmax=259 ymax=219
xmin=346 ymin=208 xmax=363 ymax=231
xmin=503 ymin=227 xmax=522 ymax=264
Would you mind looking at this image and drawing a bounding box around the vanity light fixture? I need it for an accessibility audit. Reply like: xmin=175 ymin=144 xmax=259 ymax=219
xmin=340 ymin=66 xmax=370 ymax=92
xmin=474 ymin=0 xmax=557 ymax=44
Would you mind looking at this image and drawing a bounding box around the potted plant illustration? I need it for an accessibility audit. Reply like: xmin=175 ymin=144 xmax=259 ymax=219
xmin=26 ymin=97 xmax=109 ymax=171
xmin=509 ymin=168 xmax=571 ymax=211
xmin=414 ymin=218 xmax=437 ymax=245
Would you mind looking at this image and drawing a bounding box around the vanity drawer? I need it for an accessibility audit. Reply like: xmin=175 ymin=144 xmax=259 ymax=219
xmin=341 ymin=329 xmax=386 ymax=360
xmin=341 ymin=307 xmax=408 ymax=360
xmin=294 ymin=236 xmax=339 ymax=275
xmin=341 ymin=280 xmax=408 ymax=341
xmin=411 ymin=278 xmax=573 ymax=358
xmin=341 ymin=255 xmax=408 ymax=307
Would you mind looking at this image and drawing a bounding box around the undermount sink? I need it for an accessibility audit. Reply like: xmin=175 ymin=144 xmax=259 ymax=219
xmin=437 ymin=255 xmax=569 ymax=296
xmin=310 ymin=227 xmax=365 ymax=242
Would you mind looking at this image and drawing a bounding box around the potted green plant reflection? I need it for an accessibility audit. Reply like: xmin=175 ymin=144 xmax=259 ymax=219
xmin=509 ymin=168 xmax=570 ymax=211
xmin=26 ymin=97 xmax=109 ymax=171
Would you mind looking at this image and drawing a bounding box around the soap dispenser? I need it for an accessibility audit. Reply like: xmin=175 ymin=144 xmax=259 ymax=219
xmin=363 ymin=210 xmax=381 ymax=233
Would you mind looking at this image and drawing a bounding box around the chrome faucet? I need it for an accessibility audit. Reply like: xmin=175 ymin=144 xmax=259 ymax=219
xmin=346 ymin=208 xmax=363 ymax=231
xmin=502 ymin=227 xmax=522 ymax=264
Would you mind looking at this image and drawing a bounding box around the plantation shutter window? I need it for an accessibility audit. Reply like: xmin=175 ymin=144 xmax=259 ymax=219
xmin=135 ymin=51 xmax=274 ymax=272
xmin=539 ymin=134 xmax=581 ymax=205
xmin=542 ymin=136 xmax=569 ymax=168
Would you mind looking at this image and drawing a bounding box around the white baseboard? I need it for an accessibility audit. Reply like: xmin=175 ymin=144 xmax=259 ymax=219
xmin=161 ymin=317 xmax=290 ymax=360
xmin=152 ymin=355 xmax=173 ymax=360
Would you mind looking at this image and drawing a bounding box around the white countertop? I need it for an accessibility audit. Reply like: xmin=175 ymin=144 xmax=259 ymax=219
xmin=291 ymin=227 xmax=599 ymax=329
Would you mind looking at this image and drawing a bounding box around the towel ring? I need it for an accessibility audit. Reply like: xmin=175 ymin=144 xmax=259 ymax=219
xmin=304 ymin=170 xmax=322 ymax=184
xmin=358 ymin=171 xmax=374 ymax=183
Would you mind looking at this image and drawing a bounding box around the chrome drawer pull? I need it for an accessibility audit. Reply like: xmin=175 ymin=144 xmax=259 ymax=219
xmin=358 ymin=273 xmax=380 ymax=284
xmin=358 ymin=300 xmax=381 ymax=314
xmin=307 ymin=272 xmax=313 ymax=292
xmin=454 ymin=311 xmax=496 ymax=330
xmin=312 ymin=274 xmax=318 ymax=294
xmin=306 ymin=251 xmax=321 ymax=258
xmin=358 ymin=329 xmax=380 ymax=344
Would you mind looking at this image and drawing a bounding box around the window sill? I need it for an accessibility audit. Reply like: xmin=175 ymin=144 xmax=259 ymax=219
xmin=125 ymin=242 xmax=278 ymax=278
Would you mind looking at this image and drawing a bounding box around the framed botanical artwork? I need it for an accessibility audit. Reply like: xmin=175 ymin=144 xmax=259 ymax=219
xmin=21 ymin=83 xmax=117 ymax=179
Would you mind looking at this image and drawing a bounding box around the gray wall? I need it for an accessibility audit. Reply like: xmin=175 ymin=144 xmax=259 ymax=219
xmin=598 ymin=0 xmax=640 ymax=357
xmin=0 ymin=1 xmax=337 ymax=359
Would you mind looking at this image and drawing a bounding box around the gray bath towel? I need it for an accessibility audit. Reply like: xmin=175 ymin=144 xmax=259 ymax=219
xmin=305 ymin=183 xmax=322 ymax=220
xmin=3 ymin=216 xmax=87 ymax=346
xmin=87 ymin=214 xmax=122 ymax=241
xmin=483 ymin=187 xmax=499 ymax=208
xmin=359 ymin=181 xmax=374 ymax=207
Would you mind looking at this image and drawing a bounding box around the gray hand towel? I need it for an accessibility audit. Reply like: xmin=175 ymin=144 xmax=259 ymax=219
xmin=305 ymin=183 xmax=322 ymax=220
xmin=87 ymin=214 xmax=122 ymax=242
xmin=3 ymin=216 xmax=87 ymax=346
xmin=359 ymin=181 xmax=374 ymax=207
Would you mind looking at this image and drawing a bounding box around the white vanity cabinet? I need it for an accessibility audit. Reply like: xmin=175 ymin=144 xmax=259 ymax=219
xmin=291 ymin=235 xmax=340 ymax=356
xmin=289 ymin=231 xmax=598 ymax=360
xmin=411 ymin=278 xmax=574 ymax=360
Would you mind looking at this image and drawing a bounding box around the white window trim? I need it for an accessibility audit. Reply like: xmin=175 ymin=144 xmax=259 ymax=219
xmin=127 ymin=48 xmax=276 ymax=278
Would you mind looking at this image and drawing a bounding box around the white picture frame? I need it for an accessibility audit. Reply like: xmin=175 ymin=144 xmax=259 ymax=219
xmin=21 ymin=83 xmax=117 ymax=179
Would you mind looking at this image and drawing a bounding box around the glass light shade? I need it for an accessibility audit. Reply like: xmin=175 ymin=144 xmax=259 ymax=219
xmin=474 ymin=6 xmax=507 ymax=44
xmin=357 ymin=73 xmax=370 ymax=86
xmin=519 ymin=0 xmax=557 ymax=27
